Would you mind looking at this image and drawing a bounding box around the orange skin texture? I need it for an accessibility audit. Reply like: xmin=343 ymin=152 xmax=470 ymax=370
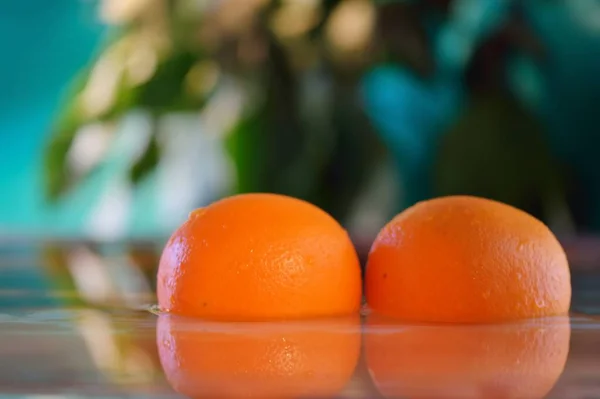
xmin=157 ymin=314 xmax=361 ymax=399
xmin=366 ymin=195 xmax=571 ymax=323
xmin=157 ymin=193 xmax=362 ymax=320
xmin=365 ymin=314 xmax=570 ymax=399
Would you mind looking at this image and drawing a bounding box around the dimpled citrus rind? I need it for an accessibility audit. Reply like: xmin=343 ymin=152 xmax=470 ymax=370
xmin=366 ymin=195 xmax=571 ymax=323
xmin=158 ymin=193 xmax=362 ymax=320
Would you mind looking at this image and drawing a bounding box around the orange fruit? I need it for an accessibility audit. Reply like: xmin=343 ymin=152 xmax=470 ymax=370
xmin=366 ymin=195 xmax=571 ymax=323
xmin=365 ymin=314 xmax=570 ymax=399
xmin=157 ymin=193 xmax=362 ymax=320
xmin=157 ymin=314 xmax=361 ymax=398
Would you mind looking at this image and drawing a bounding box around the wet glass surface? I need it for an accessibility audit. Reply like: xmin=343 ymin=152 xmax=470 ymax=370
xmin=0 ymin=242 xmax=599 ymax=398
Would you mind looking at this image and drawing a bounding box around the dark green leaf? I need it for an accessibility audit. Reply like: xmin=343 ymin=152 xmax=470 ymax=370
xmin=129 ymin=125 xmax=161 ymax=183
xmin=137 ymin=50 xmax=203 ymax=112
xmin=44 ymin=85 xmax=88 ymax=201
xmin=311 ymin=82 xmax=384 ymax=221
xmin=434 ymin=93 xmax=567 ymax=220
xmin=224 ymin=105 xmax=268 ymax=194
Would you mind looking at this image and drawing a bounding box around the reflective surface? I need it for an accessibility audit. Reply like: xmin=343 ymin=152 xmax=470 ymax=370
xmin=0 ymin=242 xmax=599 ymax=398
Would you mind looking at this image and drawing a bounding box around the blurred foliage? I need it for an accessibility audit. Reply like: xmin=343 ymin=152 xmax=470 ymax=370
xmin=45 ymin=0 xmax=390 ymax=221
xmin=44 ymin=0 xmax=569 ymax=224
xmin=435 ymin=93 xmax=565 ymax=216
xmin=432 ymin=8 xmax=547 ymax=206
xmin=435 ymin=6 xmax=571 ymax=227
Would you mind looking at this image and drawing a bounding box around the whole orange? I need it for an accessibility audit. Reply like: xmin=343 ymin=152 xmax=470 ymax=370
xmin=157 ymin=193 xmax=362 ymax=320
xmin=365 ymin=314 xmax=570 ymax=399
xmin=365 ymin=195 xmax=571 ymax=323
xmin=157 ymin=314 xmax=361 ymax=398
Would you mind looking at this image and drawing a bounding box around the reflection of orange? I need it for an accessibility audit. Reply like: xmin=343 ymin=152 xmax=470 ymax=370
xmin=157 ymin=193 xmax=362 ymax=320
xmin=366 ymin=196 xmax=571 ymax=323
xmin=365 ymin=314 xmax=570 ymax=399
xmin=157 ymin=314 xmax=361 ymax=398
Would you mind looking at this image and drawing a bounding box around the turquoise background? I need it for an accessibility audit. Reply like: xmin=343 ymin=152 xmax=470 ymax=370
xmin=0 ymin=1 xmax=105 ymax=235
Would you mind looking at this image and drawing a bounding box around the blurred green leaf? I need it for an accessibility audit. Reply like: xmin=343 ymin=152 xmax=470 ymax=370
xmin=311 ymin=81 xmax=384 ymax=221
xmin=129 ymin=123 xmax=161 ymax=183
xmin=137 ymin=50 xmax=204 ymax=112
xmin=434 ymin=93 xmax=567 ymax=220
xmin=225 ymin=105 xmax=268 ymax=194
xmin=44 ymin=128 xmax=78 ymax=201
xmin=44 ymin=66 xmax=139 ymax=200
xmin=44 ymin=68 xmax=94 ymax=201
xmin=262 ymin=34 xmax=307 ymax=197
xmin=225 ymin=33 xmax=302 ymax=197
xmin=45 ymin=45 xmax=210 ymax=200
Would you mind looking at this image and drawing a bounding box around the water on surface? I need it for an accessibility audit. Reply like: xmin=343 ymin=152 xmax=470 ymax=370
xmin=0 ymin=242 xmax=599 ymax=398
